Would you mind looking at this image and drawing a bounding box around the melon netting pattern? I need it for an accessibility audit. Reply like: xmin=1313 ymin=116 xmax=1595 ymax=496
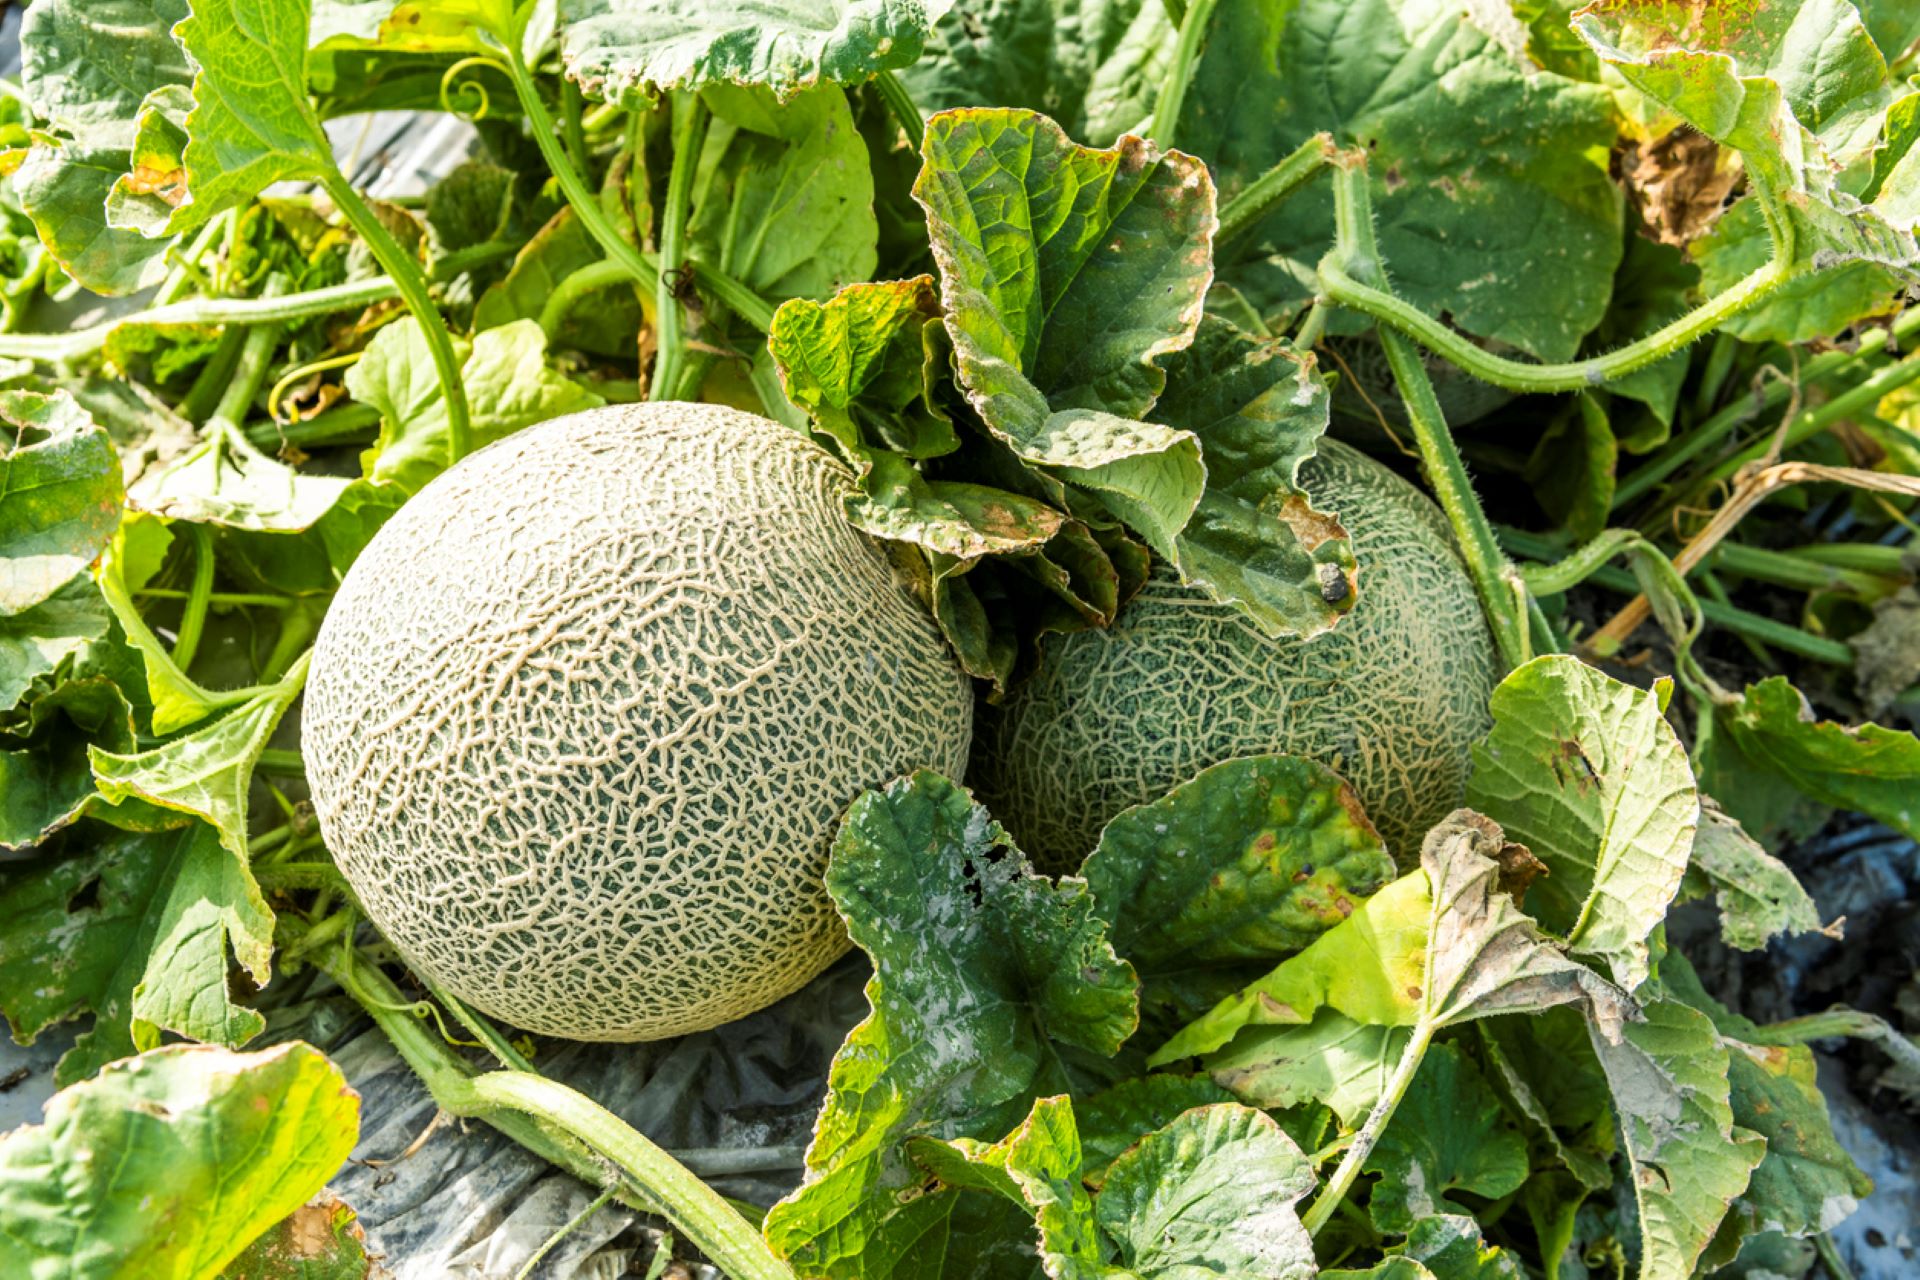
xmin=972 ymin=439 xmax=1498 ymax=873
xmin=303 ymin=403 xmax=973 ymax=1041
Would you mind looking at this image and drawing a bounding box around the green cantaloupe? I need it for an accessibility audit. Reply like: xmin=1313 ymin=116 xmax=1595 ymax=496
xmin=970 ymin=439 xmax=1497 ymax=873
xmin=303 ymin=403 xmax=973 ymax=1041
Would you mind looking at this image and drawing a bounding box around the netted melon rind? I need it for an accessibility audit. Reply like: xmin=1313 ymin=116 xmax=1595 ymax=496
xmin=303 ymin=403 xmax=974 ymax=1041
xmin=971 ymin=439 xmax=1496 ymax=873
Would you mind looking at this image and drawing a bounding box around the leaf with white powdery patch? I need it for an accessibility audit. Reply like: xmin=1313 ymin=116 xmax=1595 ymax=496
xmin=1682 ymin=799 xmax=1829 ymax=952
xmin=762 ymin=770 xmax=1138 ymax=1280
xmin=1466 ymin=655 xmax=1698 ymax=991
xmin=914 ymin=108 xmax=1212 ymax=561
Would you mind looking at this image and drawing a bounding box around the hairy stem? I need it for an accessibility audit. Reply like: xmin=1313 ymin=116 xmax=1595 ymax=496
xmin=1319 ymin=256 xmax=1793 ymax=395
xmin=1216 ymin=133 xmax=1336 ymax=245
xmin=1327 ymin=160 xmax=1530 ymax=669
xmin=1302 ymin=1022 xmax=1434 ymax=1236
xmin=1150 ymin=0 xmax=1221 ymax=150
xmin=319 ymin=170 xmax=471 ymax=463
xmin=654 ymin=92 xmax=708 ymax=401
xmin=170 ymin=525 xmax=217 ymax=673
xmin=871 ymin=70 xmax=924 ymax=152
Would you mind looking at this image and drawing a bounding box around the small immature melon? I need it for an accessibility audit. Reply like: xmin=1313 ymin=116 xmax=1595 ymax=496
xmin=970 ymin=439 xmax=1496 ymax=873
xmin=303 ymin=403 xmax=973 ymax=1041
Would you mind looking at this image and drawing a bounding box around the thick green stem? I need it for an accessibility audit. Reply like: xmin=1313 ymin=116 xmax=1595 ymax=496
xmin=252 ymin=861 xmax=350 ymax=893
xmin=561 ymin=77 xmax=592 ymax=181
xmin=654 ymin=92 xmax=707 ymax=402
xmin=321 ymin=947 xmax=795 ymax=1280
xmin=245 ymin=402 xmax=382 ymax=452
xmin=1216 ymin=133 xmax=1335 ymax=245
xmin=319 ymin=171 xmax=471 ymax=464
xmin=871 ymin=70 xmax=924 ymax=152
xmin=0 ymin=277 xmax=403 ymax=365
xmin=501 ymin=45 xmax=774 ymax=334
xmin=137 ymin=588 xmax=295 ymax=610
xmin=1693 ymin=331 xmax=1740 ymax=419
xmin=1710 ymin=542 xmax=1898 ymax=598
xmin=170 ymin=525 xmax=216 ymax=673
xmin=1328 ymin=160 xmax=1530 ymax=669
xmin=207 ymin=285 xmax=288 ymax=435
xmin=1302 ymin=1022 xmax=1434 ymax=1236
xmin=1320 ymin=256 xmax=1793 ymax=395
xmin=1150 ymin=0 xmax=1221 ymax=150
xmin=254 ymin=748 xmax=304 ymax=775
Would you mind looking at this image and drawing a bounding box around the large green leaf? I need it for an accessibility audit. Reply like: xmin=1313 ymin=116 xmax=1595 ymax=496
xmin=347 ymin=317 xmax=605 ymax=494
xmin=914 ymin=108 xmax=1211 ymax=559
xmin=1081 ymin=753 xmax=1395 ymax=1027
xmin=1205 ymin=1012 xmax=1409 ymax=1127
xmin=1071 ymin=1074 xmax=1235 ymax=1188
xmin=762 ymin=770 xmax=1138 ymax=1280
xmin=1691 ymin=196 xmax=1905 ymax=343
xmin=899 ymin=0 xmax=1168 ymax=147
xmin=167 ymin=0 xmax=337 ymax=236
xmin=0 ymin=390 xmax=125 ymax=615
xmin=18 ymin=0 xmax=192 ymax=149
xmin=1186 ymin=0 xmax=1622 ymax=361
xmin=0 ymin=669 xmax=134 ymax=852
xmin=130 ymin=424 xmax=351 ymax=533
xmin=690 ymin=83 xmax=879 ymax=304
xmin=558 ymin=0 xmax=950 ymax=99
xmin=0 ymin=1042 xmax=357 ymax=1278
xmin=9 ymin=141 xmax=174 ymax=295
xmin=1478 ymin=1008 xmax=1615 ymax=1193
xmin=1574 ymin=0 xmax=1920 ymax=288
xmin=1466 ymin=655 xmax=1698 ymax=991
xmin=1363 ymin=1043 xmax=1528 ymax=1234
xmin=1712 ymin=675 xmax=1920 ymax=839
xmin=1584 ymin=997 xmax=1765 ymax=1280
xmin=1156 ymin=318 xmax=1357 ymax=638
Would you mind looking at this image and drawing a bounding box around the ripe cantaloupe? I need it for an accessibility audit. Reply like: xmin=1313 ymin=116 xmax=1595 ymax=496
xmin=303 ymin=403 xmax=973 ymax=1041
xmin=970 ymin=439 xmax=1496 ymax=873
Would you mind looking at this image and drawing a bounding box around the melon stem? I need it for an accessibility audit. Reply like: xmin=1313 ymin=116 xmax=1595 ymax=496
xmin=321 ymin=944 xmax=797 ymax=1280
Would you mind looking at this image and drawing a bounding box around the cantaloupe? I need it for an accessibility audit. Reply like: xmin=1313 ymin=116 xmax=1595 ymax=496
xmin=302 ymin=403 xmax=973 ymax=1041
xmin=970 ymin=439 xmax=1497 ymax=873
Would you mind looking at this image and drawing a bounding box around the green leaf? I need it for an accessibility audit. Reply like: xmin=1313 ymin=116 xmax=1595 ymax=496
xmin=1157 ymin=810 xmax=1634 ymax=1066
xmin=1096 ymin=1102 xmax=1317 ymax=1280
xmin=1584 ymin=997 xmax=1765 ymax=1280
xmin=1206 ymin=1013 xmax=1409 ymax=1127
xmin=473 ymin=208 xmax=645 ymax=358
xmin=0 ymin=574 xmax=110 ymax=715
xmin=1574 ymin=0 xmax=1919 ymax=282
xmin=130 ymin=424 xmax=351 ymax=533
xmin=762 ymin=770 xmax=1138 ymax=1280
xmin=1363 ymin=1042 xmax=1529 ymax=1234
xmin=1189 ymin=0 xmax=1622 ymax=361
xmin=558 ymin=0 xmax=948 ymax=99
xmin=1524 ymin=393 xmax=1617 ymax=544
xmin=899 ymin=0 xmax=1170 ymax=147
xmin=1682 ymin=799 xmax=1828 ymax=952
xmin=221 ymin=1193 xmax=375 ymax=1280
xmin=1395 ymin=1216 xmax=1527 ymax=1280
xmin=89 ymin=655 xmax=309 ymax=860
xmin=18 ymin=0 xmax=192 ymax=148
xmin=0 ymin=824 xmax=271 ymax=1086
xmin=1713 ymin=675 xmax=1920 ymax=840
xmin=1156 ymin=318 xmax=1358 ymax=637
xmin=0 ymin=670 xmax=134 ymax=852
xmin=1072 ymin=1074 xmax=1235 ymax=1188
xmin=9 ymin=142 xmax=174 ymax=295
xmin=914 ymin=108 xmax=1211 ymax=559
xmin=0 ymin=1042 xmax=358 ymax=1277
xmin=1692 ymin=196 xmax=1904 ymax=343
xmin=168 ymin=0 xmax=337 ymax=236
xmin=1466 ymin=654 xmax=1698 ymax=991
xmin=348 ymin=317 xmax=605 ymax=494
xmin=691 ymin=83 xmax=878 ymax=303
xmin=0 ymin=389 xmax=125 ymax=615
xmin=770 ymin=276 xmax=956 ymax=460
xmin=1081 ymin=753 xmax=1395 ymax=1027
xmin=1478 ymin=1008 xmax=1616 ymax=1192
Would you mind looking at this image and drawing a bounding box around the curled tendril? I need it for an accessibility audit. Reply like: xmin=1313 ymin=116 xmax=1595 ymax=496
xmin=267 ymin=350 xmax=362 ymax=424
xmin=440 ymin=56 xmax=509 ymax=121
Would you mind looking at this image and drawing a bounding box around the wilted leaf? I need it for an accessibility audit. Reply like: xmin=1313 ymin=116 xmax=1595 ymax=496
xmin=222 ymin=1193 xmax=375 ymax=1280
xmin=1467 ymin=655 xmax=1698 ymax=991
xmin=1682 ymin=799 xmax=1828 ymax=952
xmin=106 ymin=85 xmax=193 ymax=238
xmin=0 ymin=390 xmax=125 ymax=615
xmin=762 ymin=770 xmax=1138 ymax=1280
xmin=0 ymin=1042 xmax=358 ymax=1278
